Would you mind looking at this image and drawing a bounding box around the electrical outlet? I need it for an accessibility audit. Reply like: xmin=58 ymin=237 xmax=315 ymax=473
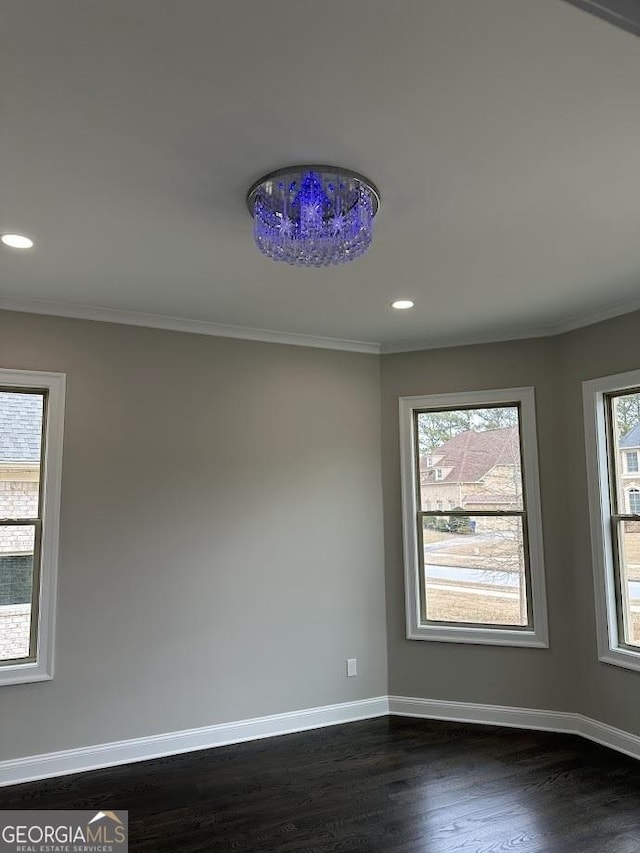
xmin=346 ymin=658 xmax=357 ymax=677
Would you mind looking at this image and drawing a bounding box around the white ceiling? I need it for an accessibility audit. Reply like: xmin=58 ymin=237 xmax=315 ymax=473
xmin=1 ymin=0 xmax=639 ymax=352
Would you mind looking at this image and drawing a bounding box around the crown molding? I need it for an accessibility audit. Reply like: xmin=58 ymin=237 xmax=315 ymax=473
xmin=548 ymin=289 xmax=640 ymax=336
xmin=381 ymin=290 xmax=640 ymax=354
xmin=1 ymin=286 xmax=640 ymax=358
xmin=563 ymin=0 xmax=640 ymax=38
xmin=0 ymin=296 xmax=381 ymax=355
xmin=380 ymin=323 xmax=552 ymax=354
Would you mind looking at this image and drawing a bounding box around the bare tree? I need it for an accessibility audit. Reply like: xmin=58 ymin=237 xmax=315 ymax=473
xmin=614 ymin=393 xmax=640 ymax=441
xmin=474 ymin=428 xmax=527 ymax=624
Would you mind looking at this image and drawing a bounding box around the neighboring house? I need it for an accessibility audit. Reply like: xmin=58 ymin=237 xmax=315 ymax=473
xmin=0 ymin=392 xmax=42 ymax=660
xmin=619 ymin=423 xmax=640 ymax=514
xmin=420 ymin=426 xmax=521 ymax=525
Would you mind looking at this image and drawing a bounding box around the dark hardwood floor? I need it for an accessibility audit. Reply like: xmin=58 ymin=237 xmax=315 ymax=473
xmin=2 ymin=717 xmax=640 ymax=852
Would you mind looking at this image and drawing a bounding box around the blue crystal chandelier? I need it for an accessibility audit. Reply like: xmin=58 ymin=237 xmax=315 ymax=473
xmin=246 ymin=165 xmax=380 ymax=266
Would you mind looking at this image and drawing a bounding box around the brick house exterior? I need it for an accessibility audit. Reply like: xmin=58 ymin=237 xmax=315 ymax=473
xmin=420 ymin=426 xmax=522 ymax=527
xmin=0 ymin=392 xmax=42 ymax=660
xmin=619 ymin=423 xmax=640 ymax=514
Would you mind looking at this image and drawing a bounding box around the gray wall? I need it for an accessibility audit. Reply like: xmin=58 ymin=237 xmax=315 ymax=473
xmin=381 ymin=312 xmax=640 ymax=735
xmin=381 ymin=337 xmax=576 ymax=712
xmin=0 ymin=310 xmax=387 ymax=761
xmin=2 ymin=304 xmax=640 ymax=764
xmin=562 ymin=310 xmax=640 ymax=735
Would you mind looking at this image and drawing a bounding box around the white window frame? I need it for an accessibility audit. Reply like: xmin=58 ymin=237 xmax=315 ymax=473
xmin=0 ymin=369 xmax=65 ymax=686
xmin=399 ymin=386 xmax=549 ymax=647
xmin=583 ymin=369 xmax=640 ymax=672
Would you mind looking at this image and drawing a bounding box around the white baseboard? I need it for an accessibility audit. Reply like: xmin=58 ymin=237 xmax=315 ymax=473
xmin=576 ymin=714 xmax=640 ymax=762
xmin=388 ymin=695 xmax=640 ymax=762
xmin=0 ymin=696 xmax=389 ymax=787
xmin=388 ymin=695 xmax=576 ymax=733
xmin=2 ymin=694 xmax=639 ymax=788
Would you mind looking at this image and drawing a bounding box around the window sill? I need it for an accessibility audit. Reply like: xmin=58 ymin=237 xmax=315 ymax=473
xmin=408 ymin=624 xmax=549 ymax=648
xmin=0 ymin=660 xmax=54 ymax=687
xmin=598 ymin=647 xmax=640 ymax=674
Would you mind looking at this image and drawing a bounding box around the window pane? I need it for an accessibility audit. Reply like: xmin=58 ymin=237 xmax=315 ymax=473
xmin=0 ymin=524 xmax=36 ymax=661
xmin=417 ymin=406 xmax=523 ymax=513
xmin=422 ymin=514 xmax=528 ymax=627
xmin=618 ymin=520 xmax=640 ymax=649
xmin=610 ymin=392 xmax=640 ymax=513
xmin=0 ymin=391 xmax=44 ymax=519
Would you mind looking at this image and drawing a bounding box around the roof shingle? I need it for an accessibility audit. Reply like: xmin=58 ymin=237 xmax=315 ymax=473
xmin=420 ymin=426 xmax=520 ymax=484
xmin=620 ymin=423 xmax=640 ymax=448
xmin=0 ymin=392 xmax=43 ymax=463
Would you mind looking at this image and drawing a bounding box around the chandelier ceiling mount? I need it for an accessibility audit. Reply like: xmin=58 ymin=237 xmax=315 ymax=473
xmin=246 ymin=165 xmax=380 ymax=267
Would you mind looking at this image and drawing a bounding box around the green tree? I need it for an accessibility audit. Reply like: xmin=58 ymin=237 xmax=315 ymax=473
xmin=615 ymin=393 xmax=640 ymax=441
xmin=472 ymin=407 xmax=518 ymax=431
xmin=417 ymin=406 xmax=518 ymax=455
xmin=417 ymin=410 xmax=472 ymax=454
xmin=448 ymin=507 xmax=473 ymax=534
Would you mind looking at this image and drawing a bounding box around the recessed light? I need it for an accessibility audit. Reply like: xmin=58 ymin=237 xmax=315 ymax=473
xmin=1 ymin=234 xmax=34 ymax=249
xmin=391 ymin=299 xmax=414 ymax=310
